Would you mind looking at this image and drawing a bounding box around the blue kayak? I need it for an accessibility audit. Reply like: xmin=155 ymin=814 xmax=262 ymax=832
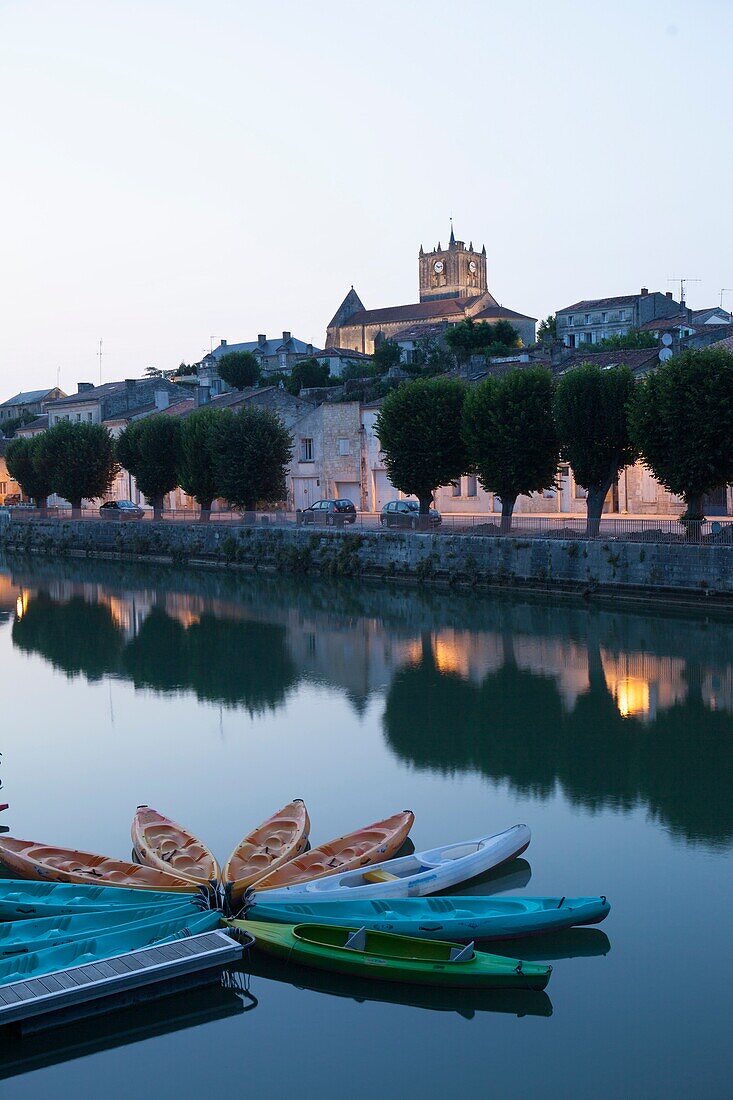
xmin=245 ymin=895 xmax=610 ymax=941
xmin=0 ymin=910 xmax=221 ymax=986
xmin=0 ymin=880 xmax=202 ymax=920
xmin=0 ymin=901 xmax=203 ymax=957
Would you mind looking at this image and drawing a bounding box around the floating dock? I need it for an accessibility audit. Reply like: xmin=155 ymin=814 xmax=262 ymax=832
xmin=0 ymin=929 xmax=244 ymax=1030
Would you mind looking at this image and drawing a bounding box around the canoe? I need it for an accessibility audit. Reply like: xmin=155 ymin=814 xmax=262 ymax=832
xmin=0 ymin=880 xmax=201 ymax=919
xmin=253 ymin=811 xmax=414 ymax=893
xmin=0 ymin=837 xmax=197 ymax=894
xmin=223 ymin=800 xmax=310 ymax=906
xmin=229 ymin=919 xmax=552 ymax=990
xmin=0 ymin=901 xmax=203 ymax=957
xmin=132 ymin=806 xmax=221 ymax=891
xmin=245 ymin=893 xmax=610 ymax=941
xmin=0 ymin=910 xmax=222 ymax=987
xmin=253 ymin=824 xmax=530 ymax=902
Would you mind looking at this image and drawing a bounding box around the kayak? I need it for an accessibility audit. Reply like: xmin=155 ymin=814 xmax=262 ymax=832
xmin=0 ymin=901 xmax=203 ymax=957
xmin=224 ymin=800 xmax=310 ymax=906
xmin=253 ymin=825 xmax=530 ymax=902
xmin=229 ymin=919 xmax=552 ymax=990
xmin=0 ymin=880 xmax=201 ymax=919
xmin=254 ymin=811 xmax=414 ymax=893
xmin=132 ymin=806 xmax=221 ymax=891
xmin=245 ymin=894 xmax=610 ymax=941
xmin=0 ymin=910 xmax=222 ymax=987
xmin=0 ymin=837 xmax=197 ymax=893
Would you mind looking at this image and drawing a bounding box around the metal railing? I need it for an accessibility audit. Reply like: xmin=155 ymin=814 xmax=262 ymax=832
xmin=3 ymin=505 xmax=733 ymax=545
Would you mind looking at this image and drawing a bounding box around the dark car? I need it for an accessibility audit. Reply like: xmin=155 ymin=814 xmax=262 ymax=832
xmin=99 ymin=500 xmax=145 ymax=520
xmin=2 ymin=493 xmax=21 ymax=506
xmin=301 ymin=499 xmax=357 ymax=525
xmin=380 ymin=499 xmax=442 ymax=529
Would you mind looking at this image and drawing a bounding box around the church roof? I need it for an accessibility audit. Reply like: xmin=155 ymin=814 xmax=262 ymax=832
xmin=471 ymin=304 xmax=538 ymax=323
xmin=338 ymin=296 xmax=487 ymax=328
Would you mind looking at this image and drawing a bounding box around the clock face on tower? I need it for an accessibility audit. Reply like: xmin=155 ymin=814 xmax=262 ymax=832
xmin=468 ymin=260 xmax=477 ymax=274
xmin=434 ymin=260 xmax=444 ymax=274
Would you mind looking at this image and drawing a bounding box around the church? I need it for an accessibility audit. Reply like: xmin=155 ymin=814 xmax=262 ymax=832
xmin=326 ymin=226 xmax=536 ymax=353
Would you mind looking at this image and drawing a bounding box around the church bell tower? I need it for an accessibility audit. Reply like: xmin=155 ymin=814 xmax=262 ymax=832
xmin=419 ymin=223 xmax=487 ymax=302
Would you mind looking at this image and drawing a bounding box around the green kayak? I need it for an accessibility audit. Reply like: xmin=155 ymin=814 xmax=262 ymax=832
xmin=0 ymin=910 xmax=221 ymax=986
xmin=229 ymin=920 xmax=552 ymax=990
xmin=0 ymin=901 xmax=202 ymax=957
xmin=0 ymin=880 xmax=201 ymax=920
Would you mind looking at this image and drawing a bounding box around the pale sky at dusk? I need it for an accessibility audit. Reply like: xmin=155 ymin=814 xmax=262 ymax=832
xmin=1 ymin=0 xmax=731 ymax=394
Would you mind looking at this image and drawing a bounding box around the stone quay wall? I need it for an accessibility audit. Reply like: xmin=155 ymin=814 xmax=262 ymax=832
xmin=1 ymin=518 xmax=732 ymax=602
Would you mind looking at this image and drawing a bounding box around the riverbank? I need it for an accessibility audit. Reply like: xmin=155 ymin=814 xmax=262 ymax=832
xmin=2 ymin=516 xmax=733 ymax=604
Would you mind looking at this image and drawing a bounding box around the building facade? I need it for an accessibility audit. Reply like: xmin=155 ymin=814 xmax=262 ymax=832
xmin=0 ymin=388 xmax=65 ymax=428
xmin=556 ymin=288 xmax=683 ymax=347
xmin=201 ymin=332 xmax=323 ymax=383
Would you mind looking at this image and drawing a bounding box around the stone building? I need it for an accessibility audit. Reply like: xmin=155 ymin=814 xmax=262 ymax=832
xmin=556 ymin=288 xmax=683 ymax=348
xmin=201 ymin=332 xmax=322 ymax=383
xmin=289 ymin=401 xmax=363 ymax=511
xmin=0 ymin=388 xmax=65 ymax=429
xmin=326 ymin=226 xmax=536 ymax=354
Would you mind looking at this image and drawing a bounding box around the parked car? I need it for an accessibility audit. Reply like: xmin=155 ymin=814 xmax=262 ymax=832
xmin=99 ymin=500 xmax=145 ymax=520
xmin=2 ymin=493 xmax=21 ymax=506
xmin=301 ymin=499 xmax=357 ymax=525
xmin=380 ymin=499 xmax=442 ymax=529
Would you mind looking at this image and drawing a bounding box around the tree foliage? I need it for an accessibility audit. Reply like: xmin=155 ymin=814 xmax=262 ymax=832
xmin=404 ymin=336 xmax=456 ymax=377
xmin=178 ymin=406 xmax=224 ymax=518
xmin=216 ymin=350 xmax=261 ymax=391
xmin=42 ymin=421 xmax=118 ymax=515
xmin=0 ymin=411 xmax=36 ymax=438
xmin=374 ymin=377 xmax=468 ymax=514
xmin=5 ymin=435 xmax=54 ymax=507
xmin=116 ymin=416 xmax=182 ymax=518
xmin=594 ymin=328 xmax=657 ymax=351
xmin=463 ymin=367 xmax=559 ymax=531
xmin=553 ymin=362 xmax=637 ymax=535
xmin=286 ymin=358 xmax=331 ymax=395
xmin=537 ymin=315 xmax=557 ymax=344
xmin=445 ymin=318 xmax=521 ymax=363
xmin=372 ymin=339 xmax=402 ymax=374
xmin=213 ymin=407 xmax=292 ymax=511
xmin=629 ymin=347 xmax=733 ymax=522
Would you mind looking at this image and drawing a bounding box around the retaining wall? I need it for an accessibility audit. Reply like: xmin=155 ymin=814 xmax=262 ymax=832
xmin=1 ymin=518 xmax=732 ymax=601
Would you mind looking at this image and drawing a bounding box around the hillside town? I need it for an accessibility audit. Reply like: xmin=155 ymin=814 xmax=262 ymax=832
xmin=2 ymin=227 xmax=732 ymax=521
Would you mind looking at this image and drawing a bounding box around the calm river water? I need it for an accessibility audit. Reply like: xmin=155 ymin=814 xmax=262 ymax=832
xmin=0 ymin=554 xmax=731 ymax=1098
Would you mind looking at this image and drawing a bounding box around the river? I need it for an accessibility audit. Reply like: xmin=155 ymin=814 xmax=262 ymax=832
xmin=0 ymin=555 xmax=730 ymax=1098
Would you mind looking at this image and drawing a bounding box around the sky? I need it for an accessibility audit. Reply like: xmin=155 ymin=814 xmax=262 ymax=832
xmin=1 ymin=0 xmax=732 ymax=395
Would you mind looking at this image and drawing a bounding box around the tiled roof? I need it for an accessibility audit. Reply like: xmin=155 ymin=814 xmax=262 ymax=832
xmin=471 ymin=304 xmax=537 ymax=323
xmin=0 ymin=389 xmax=57 ymax=408
xmin=390 ymin=322 xmax=449 ymax=343
xmin=205 ymin=336 xmax=322 ymax=362
xmin=15 ymin=415 xmax=48 ymax=434
xmin=557 ymin=294 xmax=640 ymax=313
xmin=341 ymin=296 xmax=487 ymax=327
xmin=548 ymin=347 xmax=661 ymax=376
xmin=318 ymin=346 xmax=372 ymax=359
xmin=709 ymin=334 xmax=733 ymax=353
xmin=46 ymin=380 xmax=183 ymax=408
xmin=638 ymin=315 xmax=690 ymax=332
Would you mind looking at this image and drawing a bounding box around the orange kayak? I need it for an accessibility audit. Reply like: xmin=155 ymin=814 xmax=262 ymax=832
xmin=131 ymin=806 xmax=221 ymax=890
xmin=254 ymin=810 xmax=415 ymax=893
xmin=0 ymin=837 xmax=196 ymax=894
xmin=224 ymin=800 xmax=310 ymax=905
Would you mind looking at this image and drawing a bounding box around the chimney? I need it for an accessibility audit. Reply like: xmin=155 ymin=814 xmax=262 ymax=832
xmin=220 ymin=339 xmax=227 ymax=348
xmin=306 ymin=343 xmax=313 ymax=354
xmin=665 ymin=291 xmax=673 ymax=298
xmin=195 ymin=383 xmax=211 ymax=407
xmin=640 ymin=287 xmax=649 ymax=296
xmin=125 ymin=379 xmax=136 ymax=391
xmin=282 ymin=331 xmax=291 ymax=342
xmin=258 ymin=334 xmax=267 ymax=347
xmin=77 ymin=382 xmax=94 ymax=393
xmin=154 ymin=388 xmax=169 ymax=411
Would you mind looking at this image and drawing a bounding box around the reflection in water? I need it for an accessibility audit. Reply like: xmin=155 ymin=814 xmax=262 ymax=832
xmin=2 ymin=554 xmax=732 ymax=846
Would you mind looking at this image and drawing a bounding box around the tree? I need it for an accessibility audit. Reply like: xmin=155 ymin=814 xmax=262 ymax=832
xmin=374 ymin=377 xmax=468 ymax=516
xmin=537 ymin=315 xmax=557 ymax=344
xmin=144 ymin=366 xmax=163 ymax=378
xmin=213 ymin=407 xmax=292 ymax=512
xmin=445 ymin=318 xmax=520 ymax=364
xmin=116 ymin=416 xmax=182 ymax=520
xmin=5 ymin=435 xmax=54 ymax=510
xmin=41 ymin=421 xmax=118 ymax=517
xmin=216 ymin=350 xmax=261 ymax=391
xmin=0 ymin=411 xmax=36 ymax=438
xmin=178 ymin=406 xmax=224 ymax=521
xmin=463 ymin=367 xmax=559 ymax=533
xmin=286 ymin=358 xmax=331 ymax=395
xmin=554 ymin=362 xmax=637 ymax=536
xmin=594 ymin=328 xmax=657 ymax=351
xmin=628 ymin=347 xmax=733 ymax=528
xmin=405 ymin=336 xmax=456 ymax=376
xmin=372 ymin=339 xmax=402 ymax=374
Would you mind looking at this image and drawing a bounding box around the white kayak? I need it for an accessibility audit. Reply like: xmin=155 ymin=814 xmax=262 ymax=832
xmin=250 ymin=824 xmax=530 ymax=903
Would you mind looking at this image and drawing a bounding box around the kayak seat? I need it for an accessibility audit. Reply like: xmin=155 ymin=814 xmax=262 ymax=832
xmin=449 ymin=942 xmax=475 ymax=963
xmin=363 ymin=869 xmax=398 ymax=884
xmin=344 ymin=927 xmax=367 ymax=952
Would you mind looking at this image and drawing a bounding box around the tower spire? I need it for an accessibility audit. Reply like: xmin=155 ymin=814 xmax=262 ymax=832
xmin=449 ymin=217 xmax=456 ymax=247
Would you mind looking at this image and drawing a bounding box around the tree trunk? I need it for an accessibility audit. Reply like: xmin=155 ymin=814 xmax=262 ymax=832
xmin=500 ymin=494 xmax=517 ymax=535
xmin=682 ymin=493 xmax=705 ymax=543
xmin=70 ymin=498 xmax=82 ymax=519
xmin=417 ymin=493 xmax=433 ymax=531
xmin=152 ymin=494 xmax=164 ymax=521
xmin=199 ymin=498 xmax=213 ymax=523
xmin=585 ymin=482 xmax=611 ymax=538
xmin=35 ymin=496 xmax=48 ymax=516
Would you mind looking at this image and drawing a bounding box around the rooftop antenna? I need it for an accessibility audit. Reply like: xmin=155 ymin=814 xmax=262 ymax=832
xmin=720 ymin=288 xmax=733 ymax=309
xmin=210 ymin=336 xmax=215 ymax=354
xmin=667 ymin=276 xmax=700 ymax=306
xmin=97 ymin=338 xmax=103 ymax=384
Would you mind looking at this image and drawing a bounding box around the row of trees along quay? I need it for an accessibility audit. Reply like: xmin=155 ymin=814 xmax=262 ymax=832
xmin=5 ymin=406 xmax=291 ymax=521
xmin=374 ymin=346 xmax=733 ymax=536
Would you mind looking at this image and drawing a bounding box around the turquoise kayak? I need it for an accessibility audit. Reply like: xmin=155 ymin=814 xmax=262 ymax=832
xmin=0 ymin=910 xmax=221 ymax=986
xmin=245 ymin=895 xmax=610 ymax=941
xmin=0 ymin=880 xmax=202 ymax=920
xmin=0 ymin=901 xmax=203 ymax=957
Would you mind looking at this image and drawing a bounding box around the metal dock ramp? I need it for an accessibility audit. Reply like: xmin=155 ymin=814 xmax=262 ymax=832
xmin=0 ymin=930 xmax=244 ymax=1029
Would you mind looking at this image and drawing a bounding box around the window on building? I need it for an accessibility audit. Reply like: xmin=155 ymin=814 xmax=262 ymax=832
xmin=466 ymin=475 xmax=477 ymax=497
xmin=451 ymin=480 xmax=461 ymax=497
xmin=585 ymin=332 xmax=594 ymax=343
xmin=76 ymin=413 xmax=81 ymax=422
xmin=584 ymin=314 xmax=590 ymax=324
xmin=568 ymin=315 xmax=574 ymax=326
xmin=300 ymin=438 xmax=314 ymax=462
xmin=601 ymin=312 xmax=607 ymax=323
xmin=338 ymin=438 xmax=350 ymax=456
xmin=87 ymin=412 xmax=93 ymax=421
xmin=574 ymin=482 xmax=588 ymax=499
xmin=0 ymin=482 xmax=6 ymax=495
